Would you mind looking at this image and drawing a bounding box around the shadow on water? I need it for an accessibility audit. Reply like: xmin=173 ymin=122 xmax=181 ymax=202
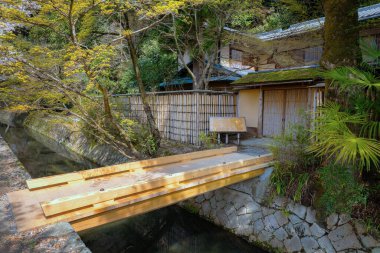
xmin=0 ymin=125 xmax=267 ymax=253
xmin=80 ymin=206 xmax=267 ymax=253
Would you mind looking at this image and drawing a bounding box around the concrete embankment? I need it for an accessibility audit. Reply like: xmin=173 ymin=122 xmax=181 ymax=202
xmin=0 ymin=135 xmax=91 ymax=253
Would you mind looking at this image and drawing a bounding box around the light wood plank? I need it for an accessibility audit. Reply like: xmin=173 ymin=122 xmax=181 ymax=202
xmin=71 ymin=168 xmax=265 ymax=232
xmin=26 ymin=146 xmax=238 ymax=190
xmin=40 ymin=154 xmax=272 ymax=216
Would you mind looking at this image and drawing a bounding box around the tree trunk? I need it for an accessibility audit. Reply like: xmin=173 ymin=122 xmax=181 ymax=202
xmin=321 ymin=0 xmax=362 ymax=99
xmin=321 ymin=0 xmax=361 ymax=69
xmin=126 ymin=36 xmax=161 ymax=146
xmin=97 ymin=84 xmax=113 ymax=122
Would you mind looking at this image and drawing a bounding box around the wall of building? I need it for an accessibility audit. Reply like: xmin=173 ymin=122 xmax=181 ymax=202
xmin=182 ymin=167 xmax=380 ymax=253
xmin=238 ymin=89 xmax=260 ymax=128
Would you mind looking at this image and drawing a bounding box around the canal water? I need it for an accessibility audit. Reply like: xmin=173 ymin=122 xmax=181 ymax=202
xmin=0 ymin=125 xmax=266 ymax=253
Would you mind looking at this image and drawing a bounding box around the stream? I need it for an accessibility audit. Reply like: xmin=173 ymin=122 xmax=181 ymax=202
xmin=0 ymin=125 xmax=267 ymax=253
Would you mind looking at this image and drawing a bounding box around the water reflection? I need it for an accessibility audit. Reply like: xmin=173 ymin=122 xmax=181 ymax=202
xmin=0 ymin=126 xmax=96 ymax=178
xmin=80 ymin=206 xmax=267 ymax=253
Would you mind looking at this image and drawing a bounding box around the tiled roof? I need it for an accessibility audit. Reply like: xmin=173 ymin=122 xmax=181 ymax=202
xmin=226 ymin=3 xmax=380 ymax=41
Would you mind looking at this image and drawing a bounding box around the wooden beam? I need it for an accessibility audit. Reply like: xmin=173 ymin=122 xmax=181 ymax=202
xmin=71 ymin=168 xmax=265 ymax=232
xmin=27 ymin=146 xmax=238 ymax=190
xmin=40 ymin=154 xmax=272 ymax=216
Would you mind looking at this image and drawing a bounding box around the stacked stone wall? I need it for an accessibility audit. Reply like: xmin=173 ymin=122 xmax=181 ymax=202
xmin=182 ymin=168 xmax=380 ymax=253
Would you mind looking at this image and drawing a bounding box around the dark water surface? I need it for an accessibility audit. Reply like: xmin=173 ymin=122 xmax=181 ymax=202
xmin=0 ymin=125 xmax=266 ymax=253
xmin=0 ymin=126 xmax=97 ymax=177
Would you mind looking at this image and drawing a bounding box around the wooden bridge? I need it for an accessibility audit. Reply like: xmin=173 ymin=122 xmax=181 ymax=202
xmin=7 ymin=146 xmax=272 ymax=232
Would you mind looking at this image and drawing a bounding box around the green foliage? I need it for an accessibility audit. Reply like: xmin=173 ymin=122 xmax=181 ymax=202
xmin=309 ymin=103 xmax=380 ymax=171
xmin=199 ymin=132 xmax=217 ymax=149
xmin=270 ymin=123 xmax=320 ymax=203
xmin=317 ymin=164 xmax=367 ymax=216
xmin=114 ymin=37 xmax=177 ymax=93
xmin=250 ymin=0 xmax=323 ymax=33
xmin=120 ymin=119 xmax=159 ymax=156
xmin=311 ymin=49 xmax=380 ymax=171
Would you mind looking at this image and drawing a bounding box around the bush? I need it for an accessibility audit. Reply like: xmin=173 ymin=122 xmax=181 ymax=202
xmin=317 ymin=164 xmax=367 ymax=216
xmin=270 ymin=123 xmax=320 ymax=204
xmin=120 ymin=118 xmax=158 ymax=157
xmin=199 ymin=132 xmax=217 ymax=149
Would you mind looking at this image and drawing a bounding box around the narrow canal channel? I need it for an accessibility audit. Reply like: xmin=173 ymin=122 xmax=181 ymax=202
xmin=0 ymin=125 xmax=267 ymax=253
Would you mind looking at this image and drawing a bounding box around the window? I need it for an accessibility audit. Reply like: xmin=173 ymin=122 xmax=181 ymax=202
xmin=230 ymin=49 xmax=243 ymax=68
xmin=304 ymin=46 xmax=323 ymax=64
xmin=362 ymin=34 xmax=380 ymax=64
xmin=230 ymin=49 xmax=243 ymax=61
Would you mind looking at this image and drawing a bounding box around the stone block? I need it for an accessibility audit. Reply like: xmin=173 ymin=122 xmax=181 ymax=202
xmin=253 ymin=219 xmax=265 ymax=234
xmin=262 ymin=207 xmax=275 ymax=216
xmin=245 ymin=201 xmax=261 ymax=214
xmin=251 ymin=167 xmax=273 ymax=204
xmin=264 ymin=214 xmax=280 ymax=231
xmin=195 ymin=195 xmax=205 ymax=204
xmin=338 ymin=214 xmax=351 ymax=226
xmin=310 ymin=223 xmax=326 ymax=238
xmin=271 ymin=196 xmax=287 ymax=209
xmin=201 ymin=201 xmax=211 ymax=217
xmin=210 ymin=197 xmax=217 ymax=209
xmin=284 ymin=235 xmax=302 ymax=252
xmin=216 ymin=209 xmax=229 ymax=226
xmin=287 ymin=202 xmax=307 ymax=219
xmin=226 ymin=214 xmax=239 ymax=229
xmin=251 ymin=211 xmax=263 ymax=222
xmin=301 ymin=236 xmax=320 ymax=253
xmin=270 ymin=237 xmax=284 ymax=249
xmin=327 ymin=213 xmax=339 ymax=230
xmin=306 ymin=207 xmax=317 ymax=224
xmin=328 ymin=223 xmax=355 ymax=242
xmin=274 ymin=227 xmax=288 ymax=241
xmin=289 ymin=214 xmax=303 ymax=225
xmin=235 ymin=224 xmax=253 ymax=237
xmin=330 ymin=233 xmax=362 ymax=252
xmin=318 ymin=235 xmax=336 ymax=253
xmin=294 ymin=222 xmax=312 ymax=237
xmin=285 ymin=223 xmax=297 ymax=237
xmin=360 ymin=234 xmax=380 ymax=248
xmin=224 ymin=205 xmax=236 ymax=217
xmin=203 ymin=191 xmax=213 ymax=200
xmin=258 ymin=229 xmax=273 ymax=243
xmin=236 ymin=206 xmax=246 ymax=216
xmin=274 ymin=210 xmax=289 ymax=227
xmin=238 ymin=213 xmax=253 ymax=226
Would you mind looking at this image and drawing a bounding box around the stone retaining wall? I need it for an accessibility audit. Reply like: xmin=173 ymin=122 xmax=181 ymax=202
xmin=0 ymin=135 xmax=91 ymax=253
xmin=24 ymin=112 xmax=129 ymax=166
xmin=182 ymin=167 xmax=380 ymax=253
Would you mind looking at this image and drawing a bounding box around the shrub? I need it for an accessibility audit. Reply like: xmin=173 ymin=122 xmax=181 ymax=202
xmin=317 ymin=164 xmax=367 ymax=216
xmin=270 ymin=123 xmax=320 ymax=204
xmin=120 ymin=118 xmax=158 ymax=157
xmin=199 ymin=132 xmax=217 ymax=149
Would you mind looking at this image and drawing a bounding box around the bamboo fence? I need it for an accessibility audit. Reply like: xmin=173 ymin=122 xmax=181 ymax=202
xmin=112 ymin=90 xmax=237 ymax=145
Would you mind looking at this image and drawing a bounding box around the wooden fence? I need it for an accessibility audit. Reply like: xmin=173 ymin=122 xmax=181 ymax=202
xmin=112 ymin=90 xmax=237 ymax=145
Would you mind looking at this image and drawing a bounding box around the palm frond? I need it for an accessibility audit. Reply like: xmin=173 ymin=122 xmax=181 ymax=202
xmin=309 ymin=102 xmax=380 ymax=171
xmin=323 ymin=67 xmax=380 ymax=91
xmin=361 ymin=121 xmax=380 ymax=139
